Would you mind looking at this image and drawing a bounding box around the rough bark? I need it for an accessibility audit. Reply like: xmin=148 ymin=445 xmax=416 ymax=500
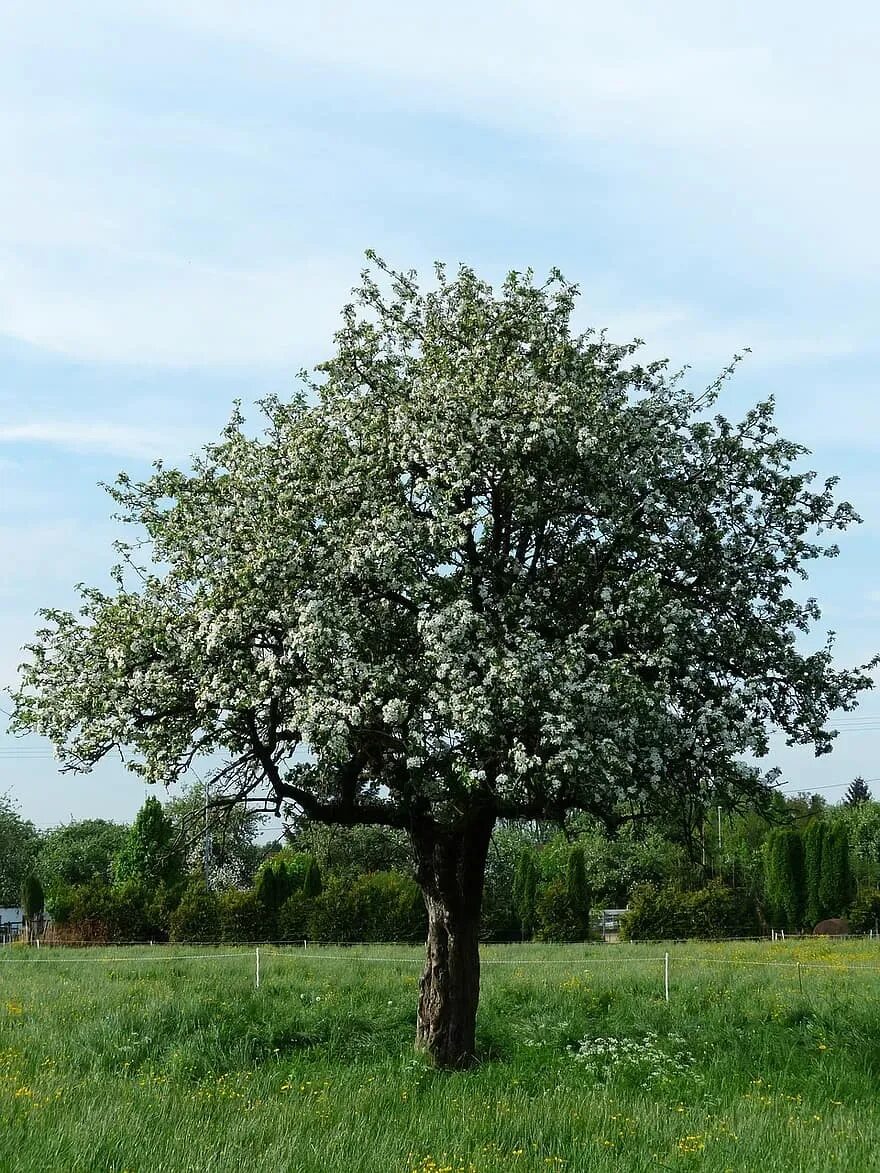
xmin=412 ymin=809 xmax=495 ymax=1069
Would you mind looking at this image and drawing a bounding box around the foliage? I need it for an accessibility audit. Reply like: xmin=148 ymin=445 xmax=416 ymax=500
xmin=114 ymin=796 xmax=183 ymax=890
xmin=20 ymin=872 xmax=43 ymax=917
xmin=566 ymin=846 xmax=591 ymax=938
xmin=620 ymin=882 xmax=758 ymax=940
xmin=848 ymin=888 xmax=880 ymax=934
xmin=844 ymin=776 xmax=871 ymax=807
xmin=480 ymin=823 xmax=540 ymax=941
xmin=803 ymin=820 xmax=826 ymax=925
xmin=841 ymin=800 xmax=880 ymax=890
xmin=51 ymin=879 xmax=145 ymax=941
xmin=513 ymin=850 xmax=539 ymax=940
xmin=301 ymin=856 xmax=322 ymax=898
xmin=20 ymin=873 xmax=44 ymax=940
xmin=306 ymin=871 xmax=425 ymax=943
xmin=38 ymin=819 xmax=128 ymax=905
xmin=276 ymin=890 xmax=314 ymax=942
xmin=170 ymin=878 xmax=221 ymax=942
xmin=13 ymin=257 xmax=874 ymax=841
xmin=218 ymin=889 xmax=268 ymax=942
xmin=818 ymin=823 xmax=852 ymax=918
xmin=534 ymin=876 xmax=582 ymax=942
xmin=282 ymin=820 xmax=412 ymax=879
xmin=0 ymin=793 xmax=40 ymax=908
xmin=763 ymin=827 xmax=804 ymax=929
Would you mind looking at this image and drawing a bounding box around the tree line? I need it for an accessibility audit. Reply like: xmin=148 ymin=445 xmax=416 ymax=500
xmin=4 ymin=783 xmax=879 ymax=944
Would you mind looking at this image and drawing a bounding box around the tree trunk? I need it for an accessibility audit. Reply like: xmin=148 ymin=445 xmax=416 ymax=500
xmin=411 ymin=810 xmax=495 ymax=1069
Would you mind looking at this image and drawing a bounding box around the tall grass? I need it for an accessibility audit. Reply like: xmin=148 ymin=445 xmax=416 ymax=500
xmin=2 ymin=938 xmax=879 ymax=1171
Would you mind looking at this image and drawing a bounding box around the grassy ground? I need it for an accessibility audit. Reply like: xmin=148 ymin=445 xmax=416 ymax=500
xmin=2 ymin=938 xmax=880 ymax=1172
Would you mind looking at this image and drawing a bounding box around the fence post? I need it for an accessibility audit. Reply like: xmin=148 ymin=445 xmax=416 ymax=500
xmin=664 ymin=951 xmax=669 ymax=1003
xmin=256 ymin=947 xmax=260 ymax=990
xmin=797 ymin=961 xmax=803 ymax=996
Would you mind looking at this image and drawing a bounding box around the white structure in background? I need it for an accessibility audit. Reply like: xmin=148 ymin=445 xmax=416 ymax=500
xmin=597 ymin=908 xmax=628 ymax=941
xmin=0 ymin=907 xmax=24 ymax=943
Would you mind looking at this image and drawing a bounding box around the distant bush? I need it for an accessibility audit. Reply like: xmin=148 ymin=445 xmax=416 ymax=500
xmin=218 ymin=888 xmax=268 ymax=942
xmin=345 ymin=871 xmax=425 ymax=942
xmin=620 ymin=883 xmax=758 ymax=941
xmin=848 ymin=888 xmax=880 ymax=934
xmin=170 ymin=878 xmax=220 ymax=942
xmin=534 ymin=877 xmax=586 ymax=942
xmin=304 ymin=871 xmax=425 ymax=943
xmin=277 ymin=890 xmax=315 ymax=942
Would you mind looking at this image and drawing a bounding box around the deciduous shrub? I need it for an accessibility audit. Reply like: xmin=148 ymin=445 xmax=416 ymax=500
xmin=277 ymin=890 xmax=315 ymax=941
xmin=620 ymin=882 xmax=758 ymax=941
xmin=170 ymin=878 xmax=220 ymax=942
xmin=304 ymin=871 xmax=425 ymax=942
xmin=848 ymin=888 xmax=880 ymax=934
xmin=534 ymin=876 xmax=585 ymax=942
xmin=218 ymin=888 xmax=268 ymax=942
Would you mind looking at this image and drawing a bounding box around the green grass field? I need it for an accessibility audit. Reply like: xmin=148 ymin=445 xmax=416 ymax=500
xmin=2 ymin=938 xmax=879 ymax=1172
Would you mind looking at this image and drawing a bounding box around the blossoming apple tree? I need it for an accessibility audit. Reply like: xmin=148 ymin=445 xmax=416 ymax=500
xmin=11 ymin=256 xmax=875 ymax=1066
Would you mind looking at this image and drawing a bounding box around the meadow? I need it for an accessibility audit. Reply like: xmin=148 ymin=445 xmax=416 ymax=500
xmin=2 ymin=938 xmax=879 ymax=1172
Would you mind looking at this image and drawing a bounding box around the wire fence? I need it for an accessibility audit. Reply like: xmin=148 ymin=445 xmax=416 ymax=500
xmin=3 ymin=940 xmax=880 ymax=977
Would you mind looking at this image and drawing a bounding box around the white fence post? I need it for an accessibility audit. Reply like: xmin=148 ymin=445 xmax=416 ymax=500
xmin=255 ymin=947 xmax=260 ymax=990
xmin=664 ymin=951 xmax=669 ymax=1003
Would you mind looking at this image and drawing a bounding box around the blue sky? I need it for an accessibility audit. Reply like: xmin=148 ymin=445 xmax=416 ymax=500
xmin=3 ymin=1 xmax=880 ymax=829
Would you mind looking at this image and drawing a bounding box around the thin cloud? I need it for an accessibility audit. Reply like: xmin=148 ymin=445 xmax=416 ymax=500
xmin=0 ymin=421 xmax=194 ymax=459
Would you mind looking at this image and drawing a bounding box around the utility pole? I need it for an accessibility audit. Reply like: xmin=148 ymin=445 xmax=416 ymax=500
xmin=203 ymin=775 xmax=212 ymax=889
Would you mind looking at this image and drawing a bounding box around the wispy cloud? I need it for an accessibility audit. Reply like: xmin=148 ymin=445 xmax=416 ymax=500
xmin=0 ymin=420 xmax=195 ymax=459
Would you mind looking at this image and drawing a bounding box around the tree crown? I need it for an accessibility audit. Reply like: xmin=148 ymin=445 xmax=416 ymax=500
xmin=10 ymin=256 xmax=875 ymax=838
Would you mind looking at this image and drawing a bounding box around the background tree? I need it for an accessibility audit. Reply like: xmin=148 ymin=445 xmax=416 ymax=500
xmin=38 ymin=819 xmax=127 ymax=912
xmin=513 ymin=849 xmax=539 ymax=940
xmin=844 ymin=776 xmax=871 ymax=807
xmin=114 ymin=796 xmax=183 ymax=890
xmin=841 ymin=800 xmax=880 ymax=891
xmin=11 ymin=257 xmax=875 ymax=1067
xmin=20 ymin=873 xmax=44 ymax=942
xmin=764 ymin=827 xmax=805 ymax=929
xmin=283 ymin=820 xmax=411 ymax=879
xmin=819 ymin=823 xmax=852 ymax=917
xmin=804 ymin=820 xmax=827 ymax=925
xmin=163 ymin=782 xmax=266 ymax=888
xmin=301 ymin=856 xmax=322 ymax=899
xmin=0 ymin=793 xmax=40 ymax=908
xmin=566 ymin=846 xmax=591 ymax=939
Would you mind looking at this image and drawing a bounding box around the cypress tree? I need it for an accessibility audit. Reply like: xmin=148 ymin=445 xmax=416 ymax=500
xmin=20 ymin=872 xmax=44 ymax=944
xmin=819 ymin=824 xmax=852 ymax=917
xmin=302 ymin=856 xmax=323 ymax=899
xmin=255 ymin=862 xmax=279 ymax=911
xmin=764 ymin=827 xmax=804 ymax=929
xmin=566 ymin=846 xmax=591 ymax=939
xmin=513 ymin=850 xmax=538 ymax=940
xmin=804 ymin=821 xmax=826 ymax=925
